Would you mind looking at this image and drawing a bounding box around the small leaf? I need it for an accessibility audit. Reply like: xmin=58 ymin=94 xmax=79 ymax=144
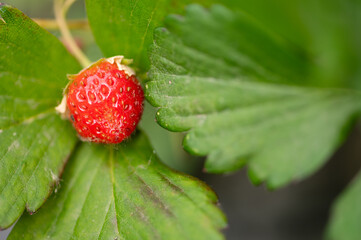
xmin=0 ymin=5 xmax=81 ymax=228
xmin=85 ymin=0 xmax=215 ymax=72
xmin=326 ymin=172 xmax=361 ymax=240
xmin=146 ymin=4 xmax=361 ymax=188
xmin=9 ymin=133 xmax=226 ymax=240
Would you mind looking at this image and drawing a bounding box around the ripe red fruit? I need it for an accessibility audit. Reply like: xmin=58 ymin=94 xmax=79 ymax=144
xmin=60 ymin=56 xmax=144 ymax=144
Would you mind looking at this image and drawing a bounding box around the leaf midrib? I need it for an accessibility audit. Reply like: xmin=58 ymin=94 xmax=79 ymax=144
xmin=135 ymin=0 xmax=159 ymax=65
xmin=150 ymin=71 xmax=361 ymax=96
xmin=108 ymin=147 xmax=122 ymax=239
xmin=70 ymin=150 xmax=108 ymax=239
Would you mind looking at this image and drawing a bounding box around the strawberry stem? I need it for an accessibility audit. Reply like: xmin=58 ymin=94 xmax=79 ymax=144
xmin=54 ymin=0 xmax=91 ymax=68
xmin=33 ymin=18 xmax=89 ymax=30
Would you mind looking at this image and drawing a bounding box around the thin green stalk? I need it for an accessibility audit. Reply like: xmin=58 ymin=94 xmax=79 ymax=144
xmin=54 ymin=0 xmax=91 ymax=68
xmin=33 ymin=18 xmax=89 ymax=30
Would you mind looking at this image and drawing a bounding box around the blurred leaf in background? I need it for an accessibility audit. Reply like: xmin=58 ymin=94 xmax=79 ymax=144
xmin=221 ymin=0 xmax=361 ymax=89
xmin=327 ymin=173 xmax=361 ymax=240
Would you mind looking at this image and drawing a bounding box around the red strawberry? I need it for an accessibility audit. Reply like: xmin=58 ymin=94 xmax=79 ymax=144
xmin=59 ymin=56 xmax=144 ymax=144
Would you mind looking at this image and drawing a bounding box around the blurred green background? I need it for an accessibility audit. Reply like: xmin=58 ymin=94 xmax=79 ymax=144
xmin=1 ymin=0 xmax=361 ymax=239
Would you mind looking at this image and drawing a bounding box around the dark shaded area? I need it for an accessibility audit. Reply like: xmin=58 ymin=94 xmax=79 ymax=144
xmin=200 ymin=125 xmax=361 ymax=240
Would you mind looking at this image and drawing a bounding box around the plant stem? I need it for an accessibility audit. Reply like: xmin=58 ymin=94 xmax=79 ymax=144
xmin=33 ymin=18 xmax=88 ymax=30
xmin=54 ymin=0 xmax=91 ymax=68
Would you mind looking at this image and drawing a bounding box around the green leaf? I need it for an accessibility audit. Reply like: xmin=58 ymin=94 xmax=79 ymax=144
xmin=9 ymin=133 xmax=226 ymax=240
xmin=326 ymin=172 xmax=361 ymax=240
xmin=145 ymin=4 xmax=361 ymax=188
xmin=85 ymin=0 xmax=215 ymax=72
xmin=0 ymin=5 xmax=81 ymax=228
xmin=220 ymin=0 xmax=361 ymax=90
